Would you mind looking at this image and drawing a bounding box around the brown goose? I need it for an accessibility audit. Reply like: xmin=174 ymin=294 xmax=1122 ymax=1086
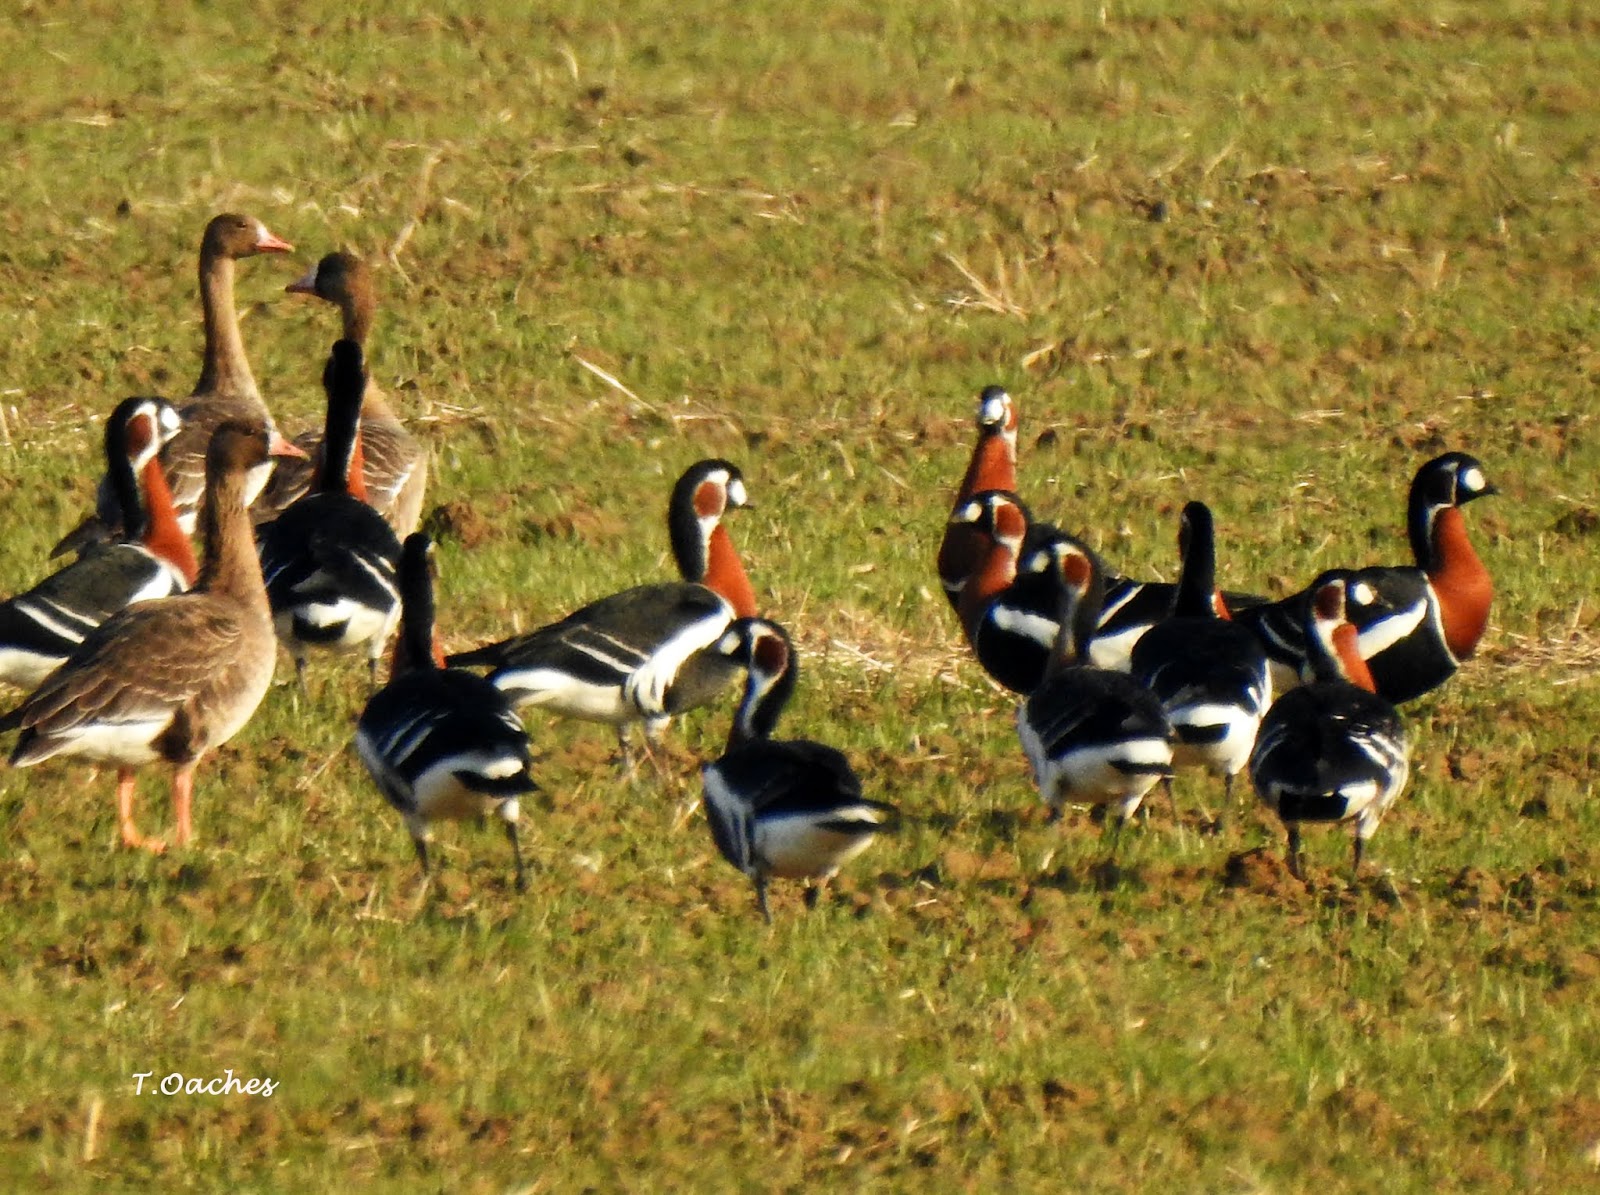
xmin=255 ymin=251 xmax=427 ymax=537
xmin=53 ymin=213 xmax=295 ymax=556
xmin=5 ymin=419 xmax=303 ymax=852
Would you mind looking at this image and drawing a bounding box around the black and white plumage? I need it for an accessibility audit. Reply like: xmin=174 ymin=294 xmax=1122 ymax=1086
xmin=1129 ymin=502 xmax=1270 ymax=803
xmin=0 ymin=398 xmax=194 ymax=690
xmin=356 ymin=535 xmax=536 ymax=890
xmin=953 ymin=490 xmax=1063 ymax=694
xmin=1248 ymin=573 xmax=1411 ymax=881
xmin=1016 ymin=540 xmax=1174 ymax=838
xmin=256 ymin=339 xmax=402 ymax=687
xmin=1235 ymin=452 xmax=1496 ymax=703
xmin=701 ymin=618 xmax=899 ymax=922
xmin=447 ymin=460 xmax=756 ymax=761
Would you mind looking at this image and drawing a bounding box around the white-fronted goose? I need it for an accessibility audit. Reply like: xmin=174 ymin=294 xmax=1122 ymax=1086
xmin=53 ymin=213 xmax=295 ymax=555
xmin=3 ymin=418 xmax=300 ymax=851
xmin=256 ymin=252 xmax=428 ymax=537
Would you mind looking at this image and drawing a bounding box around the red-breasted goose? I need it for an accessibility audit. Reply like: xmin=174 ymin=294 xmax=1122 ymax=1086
xmin=701 ymin=618 xmax=899 ymax=922
xmin=4 ymin=419 xmax=300 ymax=851
xmin=1248 ymin=573 xmax=1411 ymax=881
xmin=256 ymin=339 xmax=404 ymax=688
xmin=356 ymin=534 xmax=537 ymax=891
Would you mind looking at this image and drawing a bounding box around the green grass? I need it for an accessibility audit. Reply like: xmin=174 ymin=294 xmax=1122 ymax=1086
xmin=2 ymin=1 xmax=1600 ymax=1188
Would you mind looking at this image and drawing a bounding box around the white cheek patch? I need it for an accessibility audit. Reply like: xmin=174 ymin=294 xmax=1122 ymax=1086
xmin=725 ymin=477 xmax=747 ymax=508
xmin=1460 ymin=466 xmax=1486 ymax=495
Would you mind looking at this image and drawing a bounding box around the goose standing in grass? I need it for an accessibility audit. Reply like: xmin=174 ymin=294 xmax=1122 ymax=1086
xmin=447 ymin=459 xmax=758 ymax=765
xmin=1249 ymin=574 xmax=1411 ymax=882
xmin=3 ymin=419 xmax=300 ymax=851
xmin=1129 ymin=501 xmax=1270 ymax=817
xmin=0 ymin=397 xmax=196 ymax=690
xmin=1015 ymin=538 xmax=1174 ymax=846
xmin=952 ymin=489 xmax=1058 ymax=694
xmin=1236 ymin=452 xmax=1496 ymax=702
xmin=701 ymin=618 xmax=899 ymax=922
xmin=937 ymin=384 xmax=1021 ymax=613
xmin=53 ymin=213 xmax=294 ymax=555
xmin=257 ymin=340 xmax=403 ymax=689
xmin=356 ymin=534 xmax=536 ymax=891
xmin=256 ymin=251 xmax=427 ymax=537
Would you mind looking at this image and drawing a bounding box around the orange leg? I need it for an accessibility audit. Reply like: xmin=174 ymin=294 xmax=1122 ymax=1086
xmin=173 ymin=764 xmax=196 ymax=847
xmin=116 ymin=768 xmax=166 ymax=853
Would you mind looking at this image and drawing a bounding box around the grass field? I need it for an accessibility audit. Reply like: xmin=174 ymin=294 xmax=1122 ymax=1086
xmin=2 ymin=1 xmax=1599 ymax=1189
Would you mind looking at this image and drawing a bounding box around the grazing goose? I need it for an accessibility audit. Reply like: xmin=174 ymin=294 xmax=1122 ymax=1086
xmin=257 ymin=251 xmax=427 ymax=537
xmin=701 ymin=618 xmax=899 ymax=922
xmin=1236 ymin=453 xmax=1495 ymax=703
xmin=53 ymin=213 xmax=295 ymax=555
xmin=1 ymin=398 xmax=196 ymax=690
xmin=257 ymin=340 xmax=403 ymax=688
xmin=1015 ymin=538 xmax=1174 ymax=845
xmin=3 ymin=419 xmax=297 ymax=851
xmin=1248 ymin=573 xmax=1411 ymax=881
xmin=356 ymin=534 xmax=537 ymax=890
xmin=447 ymin=459 xmax=757 ymax=764
xmin=1129 ymin=501 xmax=1271 ymax=812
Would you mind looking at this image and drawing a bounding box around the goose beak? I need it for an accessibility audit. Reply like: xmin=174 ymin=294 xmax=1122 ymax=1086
xmin=254 ymin=226 xmax=295 ymax=255
xmin=269 ymin=430 xmax=309 ymax=459
xmin=285 ymin=263 xmax=319 ymax=294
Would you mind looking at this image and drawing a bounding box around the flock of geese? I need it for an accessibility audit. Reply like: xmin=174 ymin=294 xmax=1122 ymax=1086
xmin=0 ymin=213 xmax=1496 ymax=921
xmin=938 ymin=385 xmax=1495 ymax=883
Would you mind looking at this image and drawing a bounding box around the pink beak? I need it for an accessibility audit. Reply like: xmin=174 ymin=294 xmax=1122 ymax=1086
xmin=269 ymin=430 xmax=309 ymax=459
xmin=255 ymin=227 xmax=294 ymax=254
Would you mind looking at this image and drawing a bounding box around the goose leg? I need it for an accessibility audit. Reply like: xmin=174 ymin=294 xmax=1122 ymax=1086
xmin=1286 ymin=824 xmax=1304 ymax=881
xmin=412 ymin=835 xmax=431 ymax=878
xmin=116 ymin=768 xmax=165 ymax=853
xmin=754 ymin=875 xmax=772 ymax=924
xmin=172 ymin=764 xmax=197 ymax=847
xmin=505 ymin=821 xmax=528 ymax=892
xmin=1163 ymin=775 xmax=1179 ymax=826
xmin=1351 ymin=829 xmax=1365 ymax=883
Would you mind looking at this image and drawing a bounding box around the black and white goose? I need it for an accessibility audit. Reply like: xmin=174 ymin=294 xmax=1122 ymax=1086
xmin=356 ymin=534 xmax=537 ymax=891
xmin=1236 ymin=452 xmax=1496 ymax=702
xmin=447 ymin=460 xmax=757 ymax=763
xmin=952 ymin=490 xmax=1058 ymax=694
xmin=257 ymin=339 xmax=403 ymax=688
xmin=1249 ymin=573 xmax=1411 ymax=881
xmin=937 ymin=385 xmax=1020 ymax=613
xmin=1 ymin=398 xmax=197 ymax=690
xmin=1129 ymin=501 xmax=1270 ymax=809
xmin=701 ymin=618 xmax=899 ymax=922
xmin=1016 ymin=539 xmax=1174 ymax=841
